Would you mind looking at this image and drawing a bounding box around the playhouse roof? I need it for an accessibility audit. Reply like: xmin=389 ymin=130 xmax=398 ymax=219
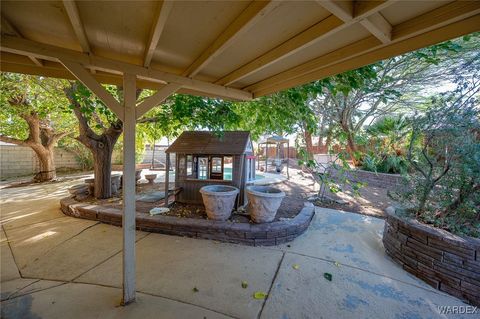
xmin=166 ymin=131 xmax=251 ymax=155
xmin=261 ymin=135 xmax=290 ymax=144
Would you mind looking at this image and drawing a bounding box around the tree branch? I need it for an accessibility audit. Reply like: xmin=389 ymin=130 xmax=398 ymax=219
xmin=0 ymin=135 xmax=29 ymax=147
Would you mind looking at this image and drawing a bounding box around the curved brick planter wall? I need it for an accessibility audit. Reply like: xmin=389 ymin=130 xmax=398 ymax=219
xmin=383 ymin=207 xmax=480 ymax=306
xmin=60 ymin=197 xmax=314 ymax=246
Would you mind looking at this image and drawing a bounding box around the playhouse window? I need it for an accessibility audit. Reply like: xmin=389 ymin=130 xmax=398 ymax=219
xmin=185 ymin=155 xmax=233 ymax=181
xmin=224 ymin=156 xmax=233 ymax=180
xmin=186 ymin=155 xmax=193 ymax=176
xmin=198 ymin=157 xmax=208 ymax=180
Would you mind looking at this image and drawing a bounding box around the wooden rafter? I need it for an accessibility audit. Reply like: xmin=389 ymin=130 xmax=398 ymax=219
xmin=62 ymin=0 xmax=91 ymax=53
xmin=1 ymin=15 xmax=43 ymax=67
xmin=250 ymin=12 xmax=480 ymax=97
xmin=247 ymin=1 xmax=480 ymax=95
xmin=136 ymin=82 xmax=181 ymax=118
xmin=144 ymin=0 xmax=174 ymax=68
xmin=316 ymin=0 xmax=353 ymax=22
xmin=318 ymin=0 xmax=392 ymax=43
xmin=182 ymin=0 xmax=280 ymax=78
xmin=215 ymin=0 xmax=395 ymax=86
xmin=60 ymin=59 xmax=124 ymax=120
xmin=0 ymin=35 xmax=253 ymax=101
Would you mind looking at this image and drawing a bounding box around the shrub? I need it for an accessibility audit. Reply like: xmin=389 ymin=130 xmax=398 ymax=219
xmin=361 ymin=116 xmax=410 ymax=174
xmin=396 ymin=85 xmax=480 ymax=238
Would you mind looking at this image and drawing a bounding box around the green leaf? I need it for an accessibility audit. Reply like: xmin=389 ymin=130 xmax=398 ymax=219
xmin=241 ymin=281 xmax=248 ymax=289
xmin=323 ymin=273 xmax=333 ymax=281
xmin=292 ymin=264 xmax=300 ymax=270
xmin=253 ymin=291 xmax=268 ymax=299
xmin=192 ymin=287 xmax=199 ymax=293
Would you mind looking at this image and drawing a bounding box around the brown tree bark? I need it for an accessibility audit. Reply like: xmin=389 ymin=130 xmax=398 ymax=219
xmin=0 ymin=109 xmax=67 ymax=182
xmin=64 ymin=84 xmax=123 ymax=199
xmin=345 ymin=131 xmax=359 ymax=166
xmin=31 ymin=145 xmax=56 ymax=182
xmin=304 ymin=131 xmax=314 ymax=155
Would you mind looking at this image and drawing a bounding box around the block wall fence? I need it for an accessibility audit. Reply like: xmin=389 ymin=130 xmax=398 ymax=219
xmin=0 ymin=144 xmax=81 ymax=179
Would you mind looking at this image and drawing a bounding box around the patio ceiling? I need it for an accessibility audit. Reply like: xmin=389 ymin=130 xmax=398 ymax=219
xmin=1 ymin=0 xmax=479 ymax=101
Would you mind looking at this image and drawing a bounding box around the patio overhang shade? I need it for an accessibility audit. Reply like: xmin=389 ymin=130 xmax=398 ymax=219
xmin=1 ymin=0 xmax=479 ymax=305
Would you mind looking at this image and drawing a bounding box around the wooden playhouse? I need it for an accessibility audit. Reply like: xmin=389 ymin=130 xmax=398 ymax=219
xmin=165 ymin=131 xmax=256 ymax=206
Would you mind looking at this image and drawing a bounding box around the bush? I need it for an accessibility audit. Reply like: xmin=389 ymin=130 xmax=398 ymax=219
xmin=361 ymin=116 xmax=410 ymax=174
xmin=396 ymin=86 xmax=480 ymax=238
xmin=362 ymin=153 xmax=408 ymax=174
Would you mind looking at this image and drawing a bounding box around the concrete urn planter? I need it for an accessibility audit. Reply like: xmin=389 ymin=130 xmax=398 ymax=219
xmin=199 ymin=185 xmax=239 ymax=221
xmin=246 ymin=186 xmax=285 ymax=223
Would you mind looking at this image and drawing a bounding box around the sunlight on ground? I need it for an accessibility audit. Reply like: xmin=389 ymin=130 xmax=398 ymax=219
xmin=22 ymin=231 xmax=57 ymax=244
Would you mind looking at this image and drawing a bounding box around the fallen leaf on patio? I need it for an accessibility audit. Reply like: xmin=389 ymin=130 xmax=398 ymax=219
xmin=193 ymin=287 xmax=199 ymax=292
xmin=292 ymin=264 xmax=300 ymax=270
xmin=324 ymin=272 xmax=332 ymax=281
xmin=241 ymin=281 xmax=248 ymax=289
xmin=334 ymin=261 xmax=341 ymax=267
xmin=253 ymin=291 xmax=268 ymax=299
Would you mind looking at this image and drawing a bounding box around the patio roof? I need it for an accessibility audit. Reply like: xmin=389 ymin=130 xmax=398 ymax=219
xmin=1 ymin=1 xmax=479 ymax=101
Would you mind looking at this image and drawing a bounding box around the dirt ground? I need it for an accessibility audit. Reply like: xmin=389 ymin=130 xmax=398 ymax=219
xmin=76 ymin=174 xmax=308 ymax=222
xmin=152 ymin=166 xmax=395 ymax=221
xmin=134 ymin=180 xmax=305 ymax=222
xmin=287 ymin=166 xmax=395 ymax=218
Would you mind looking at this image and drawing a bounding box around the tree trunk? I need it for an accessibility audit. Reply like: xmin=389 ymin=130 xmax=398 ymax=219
xmin=304 ymin=131 xmax=314 ymax=155
xmin=92 ymin=144 xmax=115 ymax=199
xmin=0 ymin=107 xmax=67 ymax=183
xmin=417 ymin=181 xmax=434 ymax=215
xmin=65 ymin=83 xmax=124 ymax=199
xmin=32 ymin=146 xmax=56 ymax=182
xmin=345 ymin=131 xmax=359 ymax=166
xmin=325 ymin=131 xmax=332 ymax=150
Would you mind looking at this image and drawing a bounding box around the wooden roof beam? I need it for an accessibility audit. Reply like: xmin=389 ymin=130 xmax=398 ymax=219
xmin=360 ymin=13 xmax=392 ymax=44
xmin=62 ymin=0 xmax=91 ymax=53
xmin=318 ymin=0 xmax=392 ymax=43
xmin=0 ymin=35 xmax=253 ymax=101
xmin=182 ymin=0 xmax=280 ymax=78
xmin=143 ymin=0 xmax=174 ymax=68
xmin=249 ymin=5 xmax=480 ymax=97
xmin=316 ymin=0 xmax=353 ymax=22
xmin=0 ymin=59 xmax=218 ymax=97
xmin=60 ymin=59 xmax=124 ymax=120
xmin=215 ymin=0 xmax=396 ymax=86
xmin=1 ymin=15 xmax=43 ymax=67
xmin=136 ymin=83 xmax=182 ymax=118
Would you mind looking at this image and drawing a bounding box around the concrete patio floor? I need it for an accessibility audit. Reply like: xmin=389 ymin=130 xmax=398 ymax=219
xmin=0 ymin=179 xmax=472 ymax=319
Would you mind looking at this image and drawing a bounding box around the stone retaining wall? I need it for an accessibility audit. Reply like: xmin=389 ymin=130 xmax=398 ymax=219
xmin=383 ymin=207 xmax=480 ymax=306
xmin=60 ymin=197 xmax=315 ymax=246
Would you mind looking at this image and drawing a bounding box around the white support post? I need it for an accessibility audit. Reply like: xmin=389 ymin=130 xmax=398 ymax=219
xmin=265 ymin=143 xmax=268 ymax=173
xmin=164 ymin=152 xmax=170 ymax=207
xmin=122 ymin=73 xmax=137 ymax=305
xmin=286 ymin=140 xmax=290 ymax=179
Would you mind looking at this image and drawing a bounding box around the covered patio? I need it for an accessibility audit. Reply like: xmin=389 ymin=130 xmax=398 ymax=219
xmin=0 ymin=178 xmax=471 ymax=318
xmin=1 ymin=0 xmax=479 ymax=311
